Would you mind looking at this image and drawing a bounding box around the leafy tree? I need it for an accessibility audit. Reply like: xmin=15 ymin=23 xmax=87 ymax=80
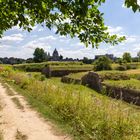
xmin=1 ymin=0 xmax=139 ymax=47
xmin=122 ymin=52 xmax=132 ymax=63
xmin=116 ymin=58 xmax=123 ymax=65
xmin=33 ymin=48 xmax=46 ymax=63
xmin=59 ymin=55 xmax=63 ymax=60
xmin=0 ymin=0 xmax=128 ymax=47
xmin=125 ymin=0 xmax=140 ymax=12
xmin=94 ymin=56 xmax=112 ymax=71
xmin=82 ymin=57 xmax=93 ymax=64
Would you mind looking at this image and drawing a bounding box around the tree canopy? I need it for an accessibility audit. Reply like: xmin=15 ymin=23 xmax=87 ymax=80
xmin=33 ymin=47 xmax=46 ymax=62
xmin=0 ymin=0 xmax=139 ymax=47
xmin=123 ymin=52 xmax=132 ymax=63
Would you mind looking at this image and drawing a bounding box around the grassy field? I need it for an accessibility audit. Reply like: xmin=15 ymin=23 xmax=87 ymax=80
xmin=0 ymin=66 xmax=140 ymax=139
xmin=49 ymin=65 xmax=93 ymax=71
xmin=64 ymin=70 xmax=131 ymax=81
xmin=111 ymin=62 xmax=140 ymax=70
xmin=103 ymin=79 xmax=140 ymax=91
xmin=13 ymin=61 xmax=85 ymax=72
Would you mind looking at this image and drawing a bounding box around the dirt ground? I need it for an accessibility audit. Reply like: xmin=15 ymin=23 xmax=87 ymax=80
xmin=0 ymin=83 xmax=70 ymax=140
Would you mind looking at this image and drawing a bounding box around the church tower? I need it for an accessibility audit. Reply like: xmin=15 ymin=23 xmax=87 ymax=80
xmin=52 ymin=48 xmax=59 ymax=61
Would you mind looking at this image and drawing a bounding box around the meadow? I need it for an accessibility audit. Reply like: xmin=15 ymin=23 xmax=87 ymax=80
xmin=13 ymin=61 xmax=86 ymax=72
xmin=0 ymin=65 xmax=140 ymax=140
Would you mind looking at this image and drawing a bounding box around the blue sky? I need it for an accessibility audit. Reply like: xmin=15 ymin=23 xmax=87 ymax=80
xmin=0 ymin=0 xmax=140 ymax=59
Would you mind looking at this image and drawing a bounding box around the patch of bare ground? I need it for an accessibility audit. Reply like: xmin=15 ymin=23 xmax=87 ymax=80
xmin=0 ymin=83 xmax=71 ymax=140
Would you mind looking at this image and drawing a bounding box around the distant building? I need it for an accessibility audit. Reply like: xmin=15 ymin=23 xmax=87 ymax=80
xmin=52 ymin=48 xmax=60 ymax=61
xmin=95 ymin=54 xmax=116 ymax=61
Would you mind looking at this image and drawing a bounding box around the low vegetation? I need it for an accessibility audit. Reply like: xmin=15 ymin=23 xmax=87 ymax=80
xmin=0 ymin=67 xmax=140 ymax=139
xmin=103 ymin=79 xmax=140 ymax=91
xmin=63 ymin=71 xmax=130 ymax=83
xmin=13 ymin=61 xmax=86 ymax=72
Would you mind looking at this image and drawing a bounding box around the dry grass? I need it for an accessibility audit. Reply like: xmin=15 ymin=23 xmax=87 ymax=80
xmin=125 ymin=69 xmax=140 ymax=74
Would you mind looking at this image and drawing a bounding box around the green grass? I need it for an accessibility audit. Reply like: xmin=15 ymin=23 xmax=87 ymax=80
xmin=1 ymin=68 xmax=140 ymax=139
xmin=111 ymin=62 xmax=140 ymax=70
xmin=13 ymin=61 xmax=85 ymax=72
xmin=9 ymin=77 xmax=140 ymax=140
xmin=103 ymin=79 xmax=140 ymax=91
xmin=66 ymin=72 xmax=88 ymax=80
xmin=65 ymin=71 xmax=130 ymax=81
xmin=50 ymin=65 xmax=93 ymax=71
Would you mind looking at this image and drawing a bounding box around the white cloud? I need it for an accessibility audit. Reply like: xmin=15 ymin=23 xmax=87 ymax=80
xmin=38 ymin=28 xmax=44 ymax=32
xmin=0 ymin=33 xmax=24 ymax=42
xmin=23 ymin=40 xmax=52 ymax=51
xmin=0 ymin=44 xmax=11 ymax=48
xmin=107 ymin=26 xmax=123 ymax=35
xmin=38 ymin=36 xmax=57 ymax=41
xmin=125 ymin=35 xmax=137 ymax=43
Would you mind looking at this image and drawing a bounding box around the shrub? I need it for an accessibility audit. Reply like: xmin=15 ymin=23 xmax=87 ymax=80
xmin=94 ymin=56 xmax=112 ymax=71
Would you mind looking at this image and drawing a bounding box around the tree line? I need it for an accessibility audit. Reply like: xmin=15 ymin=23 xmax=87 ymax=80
xmin=0 ymin=47 xmax=140 ymax=65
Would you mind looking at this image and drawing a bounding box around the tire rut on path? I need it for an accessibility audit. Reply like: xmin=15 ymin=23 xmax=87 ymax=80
xmin=0 ymin=83 xmax=70 ymax=140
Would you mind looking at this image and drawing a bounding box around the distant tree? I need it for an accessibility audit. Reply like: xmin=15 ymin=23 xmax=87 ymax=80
xmin=123 ymin=52 xmax=132 ymax=63
xmin=0 ymin=60 xmax=3 ymax=64
xmin=82 ymin=57 xmax=93 ymax=64
xmin=33 ymin=48 xmax=46 ymax=63
xmin=132 ymin=57 xmax=139 ymax=62
xmin=94 ymin=56 xmax=112 ymax=71
xmin=137 ymin=51 xmax=140 ymax=61
xmin=59 ymin=55 xmax=63 ymax=60
xmin=26 ymin=58 xmax=34 ymax=63
xmin=116 ymin=58 xmax=123 ymax=65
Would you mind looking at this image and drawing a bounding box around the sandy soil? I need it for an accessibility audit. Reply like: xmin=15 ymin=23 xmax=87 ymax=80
xmin=0 ymin=83 xmax=70 ymax=140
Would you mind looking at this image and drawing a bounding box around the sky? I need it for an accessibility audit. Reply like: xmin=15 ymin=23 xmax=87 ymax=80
xmin=0 ymin=0 xmax=140 ymax=59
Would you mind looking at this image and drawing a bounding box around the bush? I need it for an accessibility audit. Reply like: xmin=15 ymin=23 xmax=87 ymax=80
xmin=94 ymin=56 xmax=112 ymax=71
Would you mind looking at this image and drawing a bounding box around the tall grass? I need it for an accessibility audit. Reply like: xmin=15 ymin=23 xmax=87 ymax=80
xmin=0 ymin=68 xmax=140 ymax=139
xmin=103 ymin=79 xmax=140 ymax=91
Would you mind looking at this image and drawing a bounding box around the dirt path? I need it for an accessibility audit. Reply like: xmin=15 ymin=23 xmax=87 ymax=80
xmin=0 ymin=83 xmax=70 ymax=140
